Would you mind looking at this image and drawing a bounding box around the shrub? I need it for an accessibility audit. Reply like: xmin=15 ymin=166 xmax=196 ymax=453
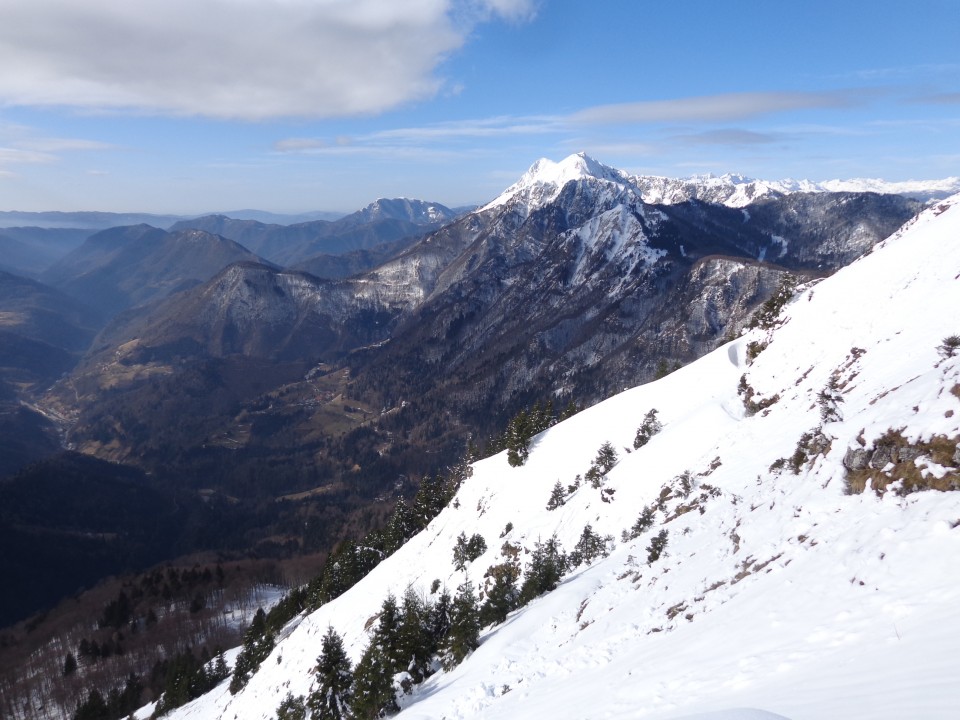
xmin=938 ymin=335 xmax=960 ymax=359
xmin=646 ymin=529 xmax=668 ymax=564
xmin=633 ymin=409 xmax=662 ymax=449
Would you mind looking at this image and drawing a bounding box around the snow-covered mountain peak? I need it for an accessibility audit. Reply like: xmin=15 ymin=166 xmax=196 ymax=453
xmin=481 ymin=152 xmax=632 ymax=215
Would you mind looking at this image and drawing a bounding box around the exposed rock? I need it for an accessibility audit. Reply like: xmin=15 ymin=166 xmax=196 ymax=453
xmin=843 ymin=447 xmax=871 ymax=471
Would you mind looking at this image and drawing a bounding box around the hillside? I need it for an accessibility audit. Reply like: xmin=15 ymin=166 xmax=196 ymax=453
xmin=169 ymin=194 xmax=960 ymax=719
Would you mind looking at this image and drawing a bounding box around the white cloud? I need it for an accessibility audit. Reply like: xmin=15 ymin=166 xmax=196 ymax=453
xmin=0 ymin=0 xmax=537 ymax=120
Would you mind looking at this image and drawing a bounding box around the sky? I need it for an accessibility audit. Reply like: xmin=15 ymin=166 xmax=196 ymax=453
xmin=0 ymin=0 xmax=957 ymax=214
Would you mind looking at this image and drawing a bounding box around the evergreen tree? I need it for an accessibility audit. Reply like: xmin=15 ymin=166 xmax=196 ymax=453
xmin=412 ymin=475 xmax=453 ymax=529
xmin=395 ymin=588 xmax=433 ymax=683
xmin=229 ymin=608 xmax=275 ymax=694
xmin=443 ymin=580 xmax=479 ymax=669
xmin=647 ymin=529 xmax=668 ymax=564
xmin=452 ymin=532 xmax=487 ymax=570
xmin=518 ymin=535 xmax=567 ymax=606
xmin=624 ymin=505 xmax=656 ymax=541
xmin=350 ymin=640 xmax=397 ymax=720
xmin=427 ymin=588 xmax=452 ymax=649
xmin=569 ymin=524 xmax=609 ymax=567
xmin=308 ymin=626 xmax=353 ymax=720
xmin=479 ymin=563 xmax=520 ymax=626
xmin=506 ymin=409 xmax=532 ymax=467
xmin=546 ymin=480 xmax=566 ymax=510
xmin=383 ymin=500 xmax=419 ymax=555
xmin=63 ymin=651 xmax=77 ymax=676
xmin=275 ymin=693 xmax=307 ymax=720
xmin=594 ymin=442 xmax=619 ymax=473
xmin=633 ymin=408 xmax=663 ymax=449
xmin=74 ymin=689 xmax=108 ymax=720
xmin=370 ymin=594 xmax=402 ymax=673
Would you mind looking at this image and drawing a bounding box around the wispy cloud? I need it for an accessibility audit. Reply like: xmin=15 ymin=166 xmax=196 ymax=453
xmin=0 ymin=147 xmax=56 ymax=165
xmin=571 ymin=90 xmax=869 ymax=124
xmin=0 ymin=0 xmax=538 ymax=121
xmin=912 ymin=92 xmax=960 ymax=105
xmin=669 ymin=128 xmax=782 ymax=146
xmin=274 ymin=115 xmax=567 ymax=154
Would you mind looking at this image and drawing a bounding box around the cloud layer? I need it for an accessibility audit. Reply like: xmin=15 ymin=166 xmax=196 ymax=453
xmin=0 ymin=0 xmax=536 ymax=120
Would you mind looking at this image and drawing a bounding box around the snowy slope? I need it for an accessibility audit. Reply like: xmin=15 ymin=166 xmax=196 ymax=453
xmin=169 ymin=195 xmax=960 ymax=719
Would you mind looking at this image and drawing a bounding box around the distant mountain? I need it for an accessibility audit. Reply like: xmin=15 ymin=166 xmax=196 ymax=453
xmin=213 ymin=209 xmax=345 ymax=224
xmin=633 ymin=171 xmax=960 ymax=207
xmin=41 ymin=225 xmax=271 ymax=319
xmin=0 ymin=210 xmax=187 ymax=230
xmin=170 ymin=198 xmax=458 ymax=266
xmin=0 ymin=270 xmax=100 ymax=352
xmin=0 ymin=227 xmax=92 ymax=277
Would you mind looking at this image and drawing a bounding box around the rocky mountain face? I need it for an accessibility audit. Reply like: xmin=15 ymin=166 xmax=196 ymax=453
xmin=48 ymin=154 xmax=921 ymax=487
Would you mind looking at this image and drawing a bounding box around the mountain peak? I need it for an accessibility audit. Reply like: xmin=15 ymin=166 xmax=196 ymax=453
xmin=481 ymin=152 xmax=631 ymax=214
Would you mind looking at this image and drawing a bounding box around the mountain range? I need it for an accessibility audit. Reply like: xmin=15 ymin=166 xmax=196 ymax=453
xmin=0 ymin=155 xmax=956 ymax=720
xmin=161 ymin=189 xmax=960 ymax=720
xmin=47 ymin=154 xmax=919 ymax=478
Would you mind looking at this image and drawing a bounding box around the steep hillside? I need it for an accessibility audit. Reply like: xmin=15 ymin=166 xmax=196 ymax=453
xmin=176 ymin=194 xmax=960 ymax=720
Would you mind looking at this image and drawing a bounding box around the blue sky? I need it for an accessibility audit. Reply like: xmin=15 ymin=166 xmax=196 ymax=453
xmin=0 ymin=0 xmax=957 ymax=214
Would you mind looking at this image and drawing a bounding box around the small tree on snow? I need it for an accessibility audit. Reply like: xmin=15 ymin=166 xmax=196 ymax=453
xmin=633 ymin=409 xmax=663 ymax=449
xmin=646 ymin=529 xmax=668 ymax=564
xmin=546 ymin=480 xmax=566 ymax=510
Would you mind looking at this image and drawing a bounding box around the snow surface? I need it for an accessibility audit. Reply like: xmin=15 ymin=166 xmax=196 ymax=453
xmin=168 ymin=195 xmax=960 ymax=719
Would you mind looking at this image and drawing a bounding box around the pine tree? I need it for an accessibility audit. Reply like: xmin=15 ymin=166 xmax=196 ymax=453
xmin=308 ymin=626 xmax=353 ymax=720
xmin=229 ymin=608 xmax=275 ymax=694
xmin=350 ymin=640 xmax=397 ymax=720
xmin=443 ymin=580 xmax=479 ymax=669
xmin=518 ymin=535 xmax=568 ymax=605
xmin=647 ymin=529 xmax=668 ymax=564
xmin=633 ymin=408 xmax=663 ymax=449
xmin=63 ymin=652 xmax=77 ymax=676
xmin=506 ymin=409 xmax=531 ymax=467
xmin=395 ymin=588 xmax=432 ymax=683
xmin=275 ymin=693 xmax=307 ymax=720
xmin=479 ymin=563 xmax=519 ymax=626
xmin=427 ymin=588 xmax=452 ymax=649
xmin=383 ymin=500 xmax=419 ymax=555
xmin=569 ymin=524 xmax=608 ymax=567
xmin=624 ymin=505 xmax=656 ymax=540
xmin=546 ymin=480 xmax=566 ymax=510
